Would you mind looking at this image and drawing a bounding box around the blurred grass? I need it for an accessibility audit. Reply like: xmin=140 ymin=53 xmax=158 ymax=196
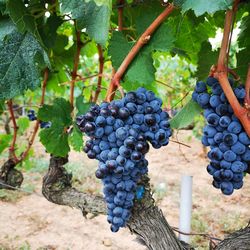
xmin=0 ymin=241 xmax=31 ymax=250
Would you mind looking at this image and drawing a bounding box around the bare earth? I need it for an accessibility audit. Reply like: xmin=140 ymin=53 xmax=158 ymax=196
xmin=0 ymin=130 xmax=249 ymax=250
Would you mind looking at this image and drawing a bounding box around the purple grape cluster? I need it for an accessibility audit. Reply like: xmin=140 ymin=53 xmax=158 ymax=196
xmin=192 ymin=77 xmax=250 ymax=195
xmin=76 ymin=87 xmax=171 ymax=232
xmin=27 ymin=109 xmax=37 ymax=121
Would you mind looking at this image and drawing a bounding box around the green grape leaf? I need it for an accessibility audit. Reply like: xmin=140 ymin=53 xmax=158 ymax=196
xmin=148 ymin=22 xmax=175 ymax=52
xmin=17 ymin=117 xmax=30 ymax=135
xmin=172 ymin=15 xmax=201 ymax=62
xmin=109 ymin=33 xmax=155 ymax=85
xmin=39 ymin=120 xmax=70 ymax=157
xmin=0 ymin=20 xmax=50 ymax=100
xmin=170 ymin=99 xmax=202 ymax=129
xmin=68 ymin=123 xmax=83 ymax=152
xmin=81 ymin=40 xmax=98 ymax=57
xmin=39 ymin=15 xmax=64 ymax=49
xmin=196 ymin=42 xmax=218 ymax=80
xmin=171 ymin=12 xmax=217 ymax=62
xmin=6 ymin=0 xmax=41 ymax=42
xmin=75 ymin=95 xmax=93 ymax=115
xmin=236 ymin=48 xmax=250 ymax=83
xmin=238 ymin=12 xmax=250 ymax=48
xmin=92 ymin=0 xmax=112 ymax=7
xmin=134 ymin=1 xmax=164 ymax=36
xmin=0 ymin=134 xmax=11 ymax=153
xmin=0 ymin=100 xmax=4 ymax=115
xmin=53 ymin=43 xmax=76 ymax=69
xmin=38 ymin=98 xmax=72 ymax=157
xmin=59 ymin=0 xmax=111 ymax=45
xmin=46 ymin=69 xmax=67 ymax=95
xmin=133 ymin=2 xmax=175 ymax=51
xmin=38 ymin=98 xmax=72 ymax=126
xmin=109 ymin=32 xmax=155 ymax=84
xmin=181 ymin=0 xmax=233 ymax=16
xmin=125 ymin=49 xmax=155 ymax=86
xmin=109 ymin=26 xmax=174 ymax=86
xmin=0 ymin=0 xmax=6 ymax=14
xmin=236 ymin=12 xmax=250 ymax=81
xmin=173 ymin=0 xmax=185 ymax=8
xmin=108 ymin=32 xmax=132 ymax=69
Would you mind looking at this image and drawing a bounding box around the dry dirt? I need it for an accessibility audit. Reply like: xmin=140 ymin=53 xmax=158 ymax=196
xmin=0 ymin=130 xmax=249 ymax=250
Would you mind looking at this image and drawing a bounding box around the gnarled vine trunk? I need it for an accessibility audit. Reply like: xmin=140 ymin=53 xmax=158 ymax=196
xmin=0 ymin=159 xmax=23 ymax=189
xmin=42 ymin=156 xmax=250 ymax=250
xmin=216 ymin=225 xmax=250 ymax=250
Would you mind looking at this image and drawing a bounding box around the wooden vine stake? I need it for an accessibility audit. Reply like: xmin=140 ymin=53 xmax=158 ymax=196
xmin=214 ymin=0 xmax=250 ymax=136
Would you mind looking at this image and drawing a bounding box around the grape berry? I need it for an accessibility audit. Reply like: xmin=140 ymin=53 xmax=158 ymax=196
xmin=27 ymin=109 xmax=37 ymax=121
xmin=192 ymin=77 xmax=250 ymax=195
xmin=77 ymin=87 xmax=171 ymax=232
xmin=27 ymin=109 xmax=51 ymax=129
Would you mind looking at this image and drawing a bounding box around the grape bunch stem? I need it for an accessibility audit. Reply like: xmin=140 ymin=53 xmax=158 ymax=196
xmin=215 ymin=0 xmax=250 ymax=136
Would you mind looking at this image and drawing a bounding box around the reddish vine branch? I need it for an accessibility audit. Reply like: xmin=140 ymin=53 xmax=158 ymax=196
xmin=93 ymin=45 xmax=104 ymax=103
xmin=7 ymin=100 xmax=19 ymax=163
xmin=70 ymin=29 xmax=83 ymax=107
xmin=105 ymin=3 xmax=175 ymax=102
xmin=6 ymin=68 xmax=49 ymax=164
xmin=118 ymin=0 xmax=124 ymax=31
xmin=215 ymin=1 xmax=250 ymax=136
xmin=245 ymin=65 xmax=250 ymax=107
xmin=19 ymin=68 xmax=49 ymax=162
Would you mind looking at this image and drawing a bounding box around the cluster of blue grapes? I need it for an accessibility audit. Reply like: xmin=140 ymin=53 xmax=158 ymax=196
xmin=27 ymin=109 xmax=51 ymax=129
xmin=27 ymin=109 xmax=37 ymax=121
xmin=192 ymin=77 xmax=250 ymax=195
xmin=76 ymin=87 xmax=171 ymax=232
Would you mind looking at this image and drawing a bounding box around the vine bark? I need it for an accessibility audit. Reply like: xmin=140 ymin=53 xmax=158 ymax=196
xmin=42 ymin=155 xmax=250 ymax=250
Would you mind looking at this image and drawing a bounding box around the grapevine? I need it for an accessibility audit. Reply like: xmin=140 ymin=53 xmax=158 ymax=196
xmin=0 ymin=0 xmax=249 ymax=248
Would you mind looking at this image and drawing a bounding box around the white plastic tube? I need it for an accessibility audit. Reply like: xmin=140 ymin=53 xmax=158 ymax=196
xmin=179 ymin=175 xmax=193 ymax=243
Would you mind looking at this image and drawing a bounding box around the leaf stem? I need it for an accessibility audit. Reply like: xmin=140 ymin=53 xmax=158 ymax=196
xmin=7 ymin=100 xmax=19 ymax=163
xmin=105 ymin=3 xmax=175 ymax=102
xmin=156 ymin=79 xmax=175 ymax=89
xmin=92 ymin=45 xmax=104 ymax=103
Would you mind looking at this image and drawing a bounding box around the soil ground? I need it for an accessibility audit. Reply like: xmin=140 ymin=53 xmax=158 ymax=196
xmin=0 ymin=130 xmax=249 ymax=250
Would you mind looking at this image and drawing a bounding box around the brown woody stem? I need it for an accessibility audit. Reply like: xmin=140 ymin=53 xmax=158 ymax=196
xmin=216 ymin=1 xmax=250 ymax=136
xmin=217 ymin=10 xmax=233 ymax=71
xmin=92 ymin=45 xmax=104 ymax=103
xmin=105 ymin=3 xmax=175 ymax=102
xmin=7 ymin=100 xmax=19 ymax=163
xmin=118 ymin=0 xmax=124 ymax=31
xmin=19 ymin=68 xmax=49 ymax=162
xmin=245 ymin=65 xmax=250 ymax=106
